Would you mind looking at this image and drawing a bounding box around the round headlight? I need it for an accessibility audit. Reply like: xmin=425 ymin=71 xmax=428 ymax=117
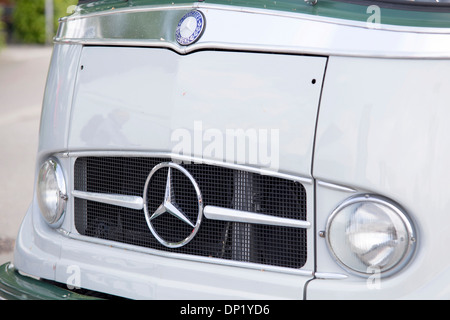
xmin=325 ymin=195 xmax=416 ymax=277
xmin=36 ymin=158 xmax=67 ymax=227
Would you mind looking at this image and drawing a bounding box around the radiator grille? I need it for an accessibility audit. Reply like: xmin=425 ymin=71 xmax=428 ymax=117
xmin=74 ymin=157 xmax=307 ymax=269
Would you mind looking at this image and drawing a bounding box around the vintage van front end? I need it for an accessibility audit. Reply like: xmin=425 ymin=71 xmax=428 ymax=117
xmin=4 ymin=0 xmax=450 ymax=300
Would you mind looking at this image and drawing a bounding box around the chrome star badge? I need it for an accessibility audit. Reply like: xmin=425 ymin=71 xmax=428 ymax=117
xmin=143 ymin=162 xmax=203 ymax=248
xmin=175 ymin=10 xmax=205 ymax=46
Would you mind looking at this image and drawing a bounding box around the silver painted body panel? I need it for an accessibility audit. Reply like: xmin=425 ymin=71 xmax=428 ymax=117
xmin=310 ymin=56 xmax=450 ymax=299
xmin=13 ymin=3 xmax=450 ymax=299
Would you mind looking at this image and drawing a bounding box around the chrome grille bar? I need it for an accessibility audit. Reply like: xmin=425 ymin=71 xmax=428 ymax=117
xmin=72 ymin=190 xmax=144 ymax=210
xmin=72 ymin=190 xmax=311 ymax=229
xmin=204 ymin=205 xmax=311 ymax=229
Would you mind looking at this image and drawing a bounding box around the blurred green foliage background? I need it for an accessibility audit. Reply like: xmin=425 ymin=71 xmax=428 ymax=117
xmin=0 ymin=0 xmax=77 ymax=45
xmin=0 ymin=6 xmax=5 ymax=48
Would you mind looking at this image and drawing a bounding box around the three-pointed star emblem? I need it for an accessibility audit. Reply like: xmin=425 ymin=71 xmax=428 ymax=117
xmin=143 ymin=162 xmax=203 ymax=248
xmin=148 ymin=167 xmax=195 ymax=228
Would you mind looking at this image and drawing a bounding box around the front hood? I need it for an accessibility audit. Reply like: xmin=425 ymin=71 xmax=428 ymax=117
xmin=68 ymin=46 xmax=327 ymax=177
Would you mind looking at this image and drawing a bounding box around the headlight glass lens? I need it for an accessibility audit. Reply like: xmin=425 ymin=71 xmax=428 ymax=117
xmin=326 ymin=195 xmax=415 ymax=276
xmin=36 ymin=158 xmax=67 ymax=226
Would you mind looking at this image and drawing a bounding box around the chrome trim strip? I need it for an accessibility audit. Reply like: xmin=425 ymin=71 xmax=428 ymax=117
xmin=67 ymin=150 xmax=313 ymax=185
xmin=65 ymin=3 xmax=450 ymax=35
xmin=63 ymin=4 xmax=192 ymax=21
xmin=317 ymin=180 xmax=357 ymax=193
xmin=66 ymin=231 xmax=314 ymax=277
xmin=204 ymin=205 xmax=311 ymax=229
xmin=72 ymin=190 xmax=144 ymax=210
xmin=55 ymin=3 xmax=450 ymax=59
xmin=56 ymin=38 xmax=181 ymax=50
xmin=314 ymin=272 xmax=348 ymax=280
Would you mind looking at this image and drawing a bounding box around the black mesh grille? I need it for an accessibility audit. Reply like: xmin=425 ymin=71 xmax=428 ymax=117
xmin=74 ymin=157 xmax=307 ymax=269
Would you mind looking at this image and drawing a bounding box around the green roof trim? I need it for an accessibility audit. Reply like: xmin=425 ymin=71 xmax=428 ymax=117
xmin=76 ymin=0 xmax=450 ymax=28
xmin=0 ymin=263 xmax=100 ymax=300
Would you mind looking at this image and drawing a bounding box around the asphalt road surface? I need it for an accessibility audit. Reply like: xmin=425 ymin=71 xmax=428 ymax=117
xmin=0 ymin=45 xmax=53 ymax=265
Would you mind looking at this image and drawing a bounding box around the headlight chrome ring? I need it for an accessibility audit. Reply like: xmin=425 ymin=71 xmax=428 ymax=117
xmin=36 ymin=158 xmax=68 ymax=227
xmin=325 ymin=194 xmax=416 ymax=277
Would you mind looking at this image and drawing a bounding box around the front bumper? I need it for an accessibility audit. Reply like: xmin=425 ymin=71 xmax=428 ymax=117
xmin=13 ymin=202 xmax=312 ymax=299
xmin=0 ymin=262 xmax=99 ymax=300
